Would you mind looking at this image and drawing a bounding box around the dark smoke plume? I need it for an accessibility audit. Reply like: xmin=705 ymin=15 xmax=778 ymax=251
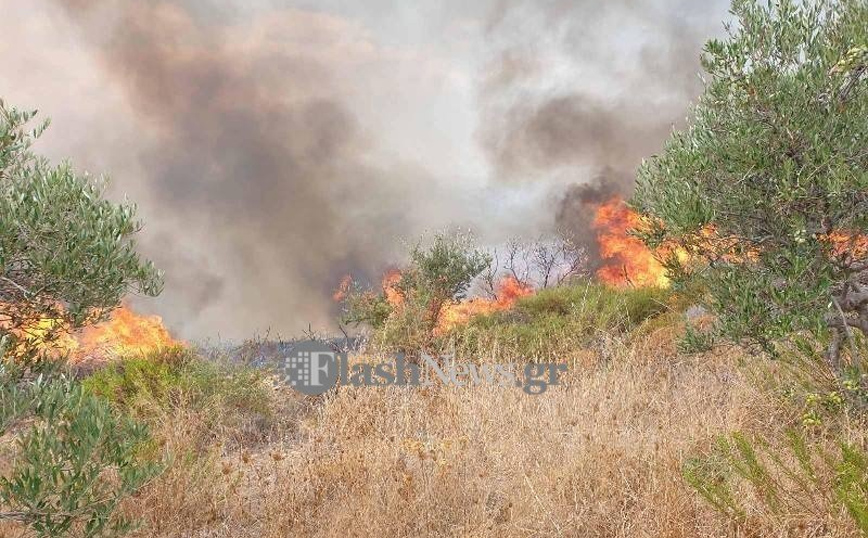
xmin=479 ymin=0 xmax=729 ymax=258
xmin=0 ymin=0 xmax=731 ymax=338
xmin=47 ymin=1 xmax=466 ymax=338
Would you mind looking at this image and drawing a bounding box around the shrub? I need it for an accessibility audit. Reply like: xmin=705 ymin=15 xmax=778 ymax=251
xmin=83 ymin=349 xmax=271 ymax=448
xmin=684 ymin=430 xmax=868 ymax=534
xmin=0 ymin=364 xmax=162 ymax=537
xmin=0 ymin=101 xmax=162 ymax=362
xmin=451 ymin=281 xmax=672 ymax=362
xmin=633 ymin=0 xmax=868 ymax=371
xmin=343 ymin=232 xmax=491 ymax=352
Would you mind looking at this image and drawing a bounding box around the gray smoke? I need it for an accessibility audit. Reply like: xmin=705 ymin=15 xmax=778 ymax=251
xmin=478 ymin=0 xmax=729 ymax=258
xmin=43 ymin=0 xmax=474 ymax=338
xmin=0 ymin=0 xmax=731 ymax=339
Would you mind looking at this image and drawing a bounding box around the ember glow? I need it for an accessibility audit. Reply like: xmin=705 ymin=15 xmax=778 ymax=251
xmin=822 ymin=230 xmax=868 ymax=262
xmin=593 ymin=197 xmax=669 ymax=288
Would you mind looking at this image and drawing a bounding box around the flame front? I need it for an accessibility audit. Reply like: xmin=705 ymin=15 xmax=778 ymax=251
xmin=436 ymin=276 xmax=533 ymax=334
xmin=18 ymin=304 xmax=180 ymax=363
xmin=593 ymin=197 xmax=669 ymax=288
xmin=66 ymin=305 xmax=179 ymax=362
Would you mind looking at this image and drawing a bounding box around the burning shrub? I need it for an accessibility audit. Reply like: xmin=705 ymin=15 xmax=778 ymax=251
xmin=0 ymin=101 xmax=162 ymax=363
xmin=633 ymin=0 xmax=868 ymax=370
xmin=0 ymin=99 xmax=167 ymax=537
xmin=341 ymin=232 xmax=491 ymax=352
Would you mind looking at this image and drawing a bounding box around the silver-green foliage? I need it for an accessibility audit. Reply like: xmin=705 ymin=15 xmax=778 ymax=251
xmin=633 ymin=0 xmax=868 ymax=367
xmin=0 ymin=101 xmax=162 ymax=361
xmin=0 ymin=363 xmax=163 ymax=537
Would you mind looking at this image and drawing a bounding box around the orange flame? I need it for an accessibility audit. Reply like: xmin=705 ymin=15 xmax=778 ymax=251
xmin=821 ymin=230 xmax=868 ymax=261
xmin=332 ymin=275 xmax=352 ymax=302
xmin=436 ymin=276 xmax=533 ymax=334
xmin=382 ymin=268 xmax=404 ymax=308
xmin=65 ymin=305 xmax=179 ymax=362
xmin=6 ymin=304 xmax=181 ymax=364
xmin=593 ymin=197 xmax=669 ymax=288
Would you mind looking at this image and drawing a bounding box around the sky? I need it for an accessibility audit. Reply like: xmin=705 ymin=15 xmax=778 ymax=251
xmin=0 ymin=0 xmax=731 ymax=340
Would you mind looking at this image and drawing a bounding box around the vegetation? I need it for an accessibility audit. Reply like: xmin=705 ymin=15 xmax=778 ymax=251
xmin=0 ymin=362 xmax=162 ymax=537
xmin=343 ymin=232 xmax=491 ymax=352
xmin=633 ymin=0 xmax=868 ymax=369
xmin=6 ymin=1 xmax=868 ymax=537
xmin=0 ymin=101 xmax=164 ymax=537
xmin=684 ymin=430 xmax=868 ymax=533
xmin=83 ymin=348 xmax=271 ymax=446
xmin=633 ymin=1 xmax=868 ymax=532
xmin=451 ymin=282 xmax=672 ymax=362
xmin=0 ymin=101 xmax=162 ymax=362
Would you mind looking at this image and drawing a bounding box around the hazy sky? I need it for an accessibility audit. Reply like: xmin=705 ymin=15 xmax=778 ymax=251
xmin=0 ymin=0 xmax=730 ymax=340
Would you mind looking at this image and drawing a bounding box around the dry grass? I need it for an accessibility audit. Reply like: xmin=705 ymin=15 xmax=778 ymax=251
xmin=3 ymin=298 xmax=862 ymax=538
xmin=109 ymin=320 xmax=851 ymax=538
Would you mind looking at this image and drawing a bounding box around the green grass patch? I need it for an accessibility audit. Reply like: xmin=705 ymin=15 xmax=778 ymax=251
xmin=450 ymin=281 xmax=674 ymax=362
xmin=83 ymin=347 xmax=270 ymax=426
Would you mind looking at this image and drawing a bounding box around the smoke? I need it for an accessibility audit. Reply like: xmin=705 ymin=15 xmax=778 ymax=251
xmin=0 ymin=0 xmax=731 ymax=339
xmin=27 ymin=0 xmax=484 ymax=339
xmin=478 ymin=0 xmax=729 ymax=261
xmin=554 ymin=170 xmax=631 ymax=268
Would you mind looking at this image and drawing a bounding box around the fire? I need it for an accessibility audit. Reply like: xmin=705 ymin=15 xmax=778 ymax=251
xmin=382 ymin=268 xmax=404 ymax=307
xmin=18 ymin=304 xmax=180 ymax=364
xmin=593 ymin=197 xmax=669 ymax=288
xmin=332 ymin=271 xmax=403 ymax=306
xmin=65 ymin=305 xmax=179 ymax=362
xmin=332 ymin=275 xmax=352 ymax=302
xmin=821 ymin=230 xmax=868 ymax=261
xmin=436 ymin=276 xmax=533 ymax=334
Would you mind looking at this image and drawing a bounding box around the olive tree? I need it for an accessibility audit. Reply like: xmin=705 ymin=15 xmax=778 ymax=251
xmin=0 ymin=101 xmax=165 ymax=536
xmin=633 ymin=0 xmax=868 ymax=370
xmin=0 ymin=101 xmax=162 ymax=362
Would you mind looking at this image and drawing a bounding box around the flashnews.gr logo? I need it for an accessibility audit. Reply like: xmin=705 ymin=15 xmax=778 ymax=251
xmin=276 ymin=340 xmax=568 ymax=396
xmin=279 ymin=340 xmax=339 ymax=396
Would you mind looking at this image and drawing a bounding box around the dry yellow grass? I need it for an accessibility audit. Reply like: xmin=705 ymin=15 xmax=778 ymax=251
xmin=106 ymin=321 xmax=860 ymax=538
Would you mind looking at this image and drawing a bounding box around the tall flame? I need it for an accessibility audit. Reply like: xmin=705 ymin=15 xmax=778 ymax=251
xmin=593 ymin=197 xmax=669 ymax=288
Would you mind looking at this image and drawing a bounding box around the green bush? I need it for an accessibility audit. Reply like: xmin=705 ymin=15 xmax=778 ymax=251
xmin=83 ymin=349 xmax=271 ymax=439
xmin=0 ymin=364 xmax=162 ymax=537
xmin=451 ymin=282 xmax=672 ymax=362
